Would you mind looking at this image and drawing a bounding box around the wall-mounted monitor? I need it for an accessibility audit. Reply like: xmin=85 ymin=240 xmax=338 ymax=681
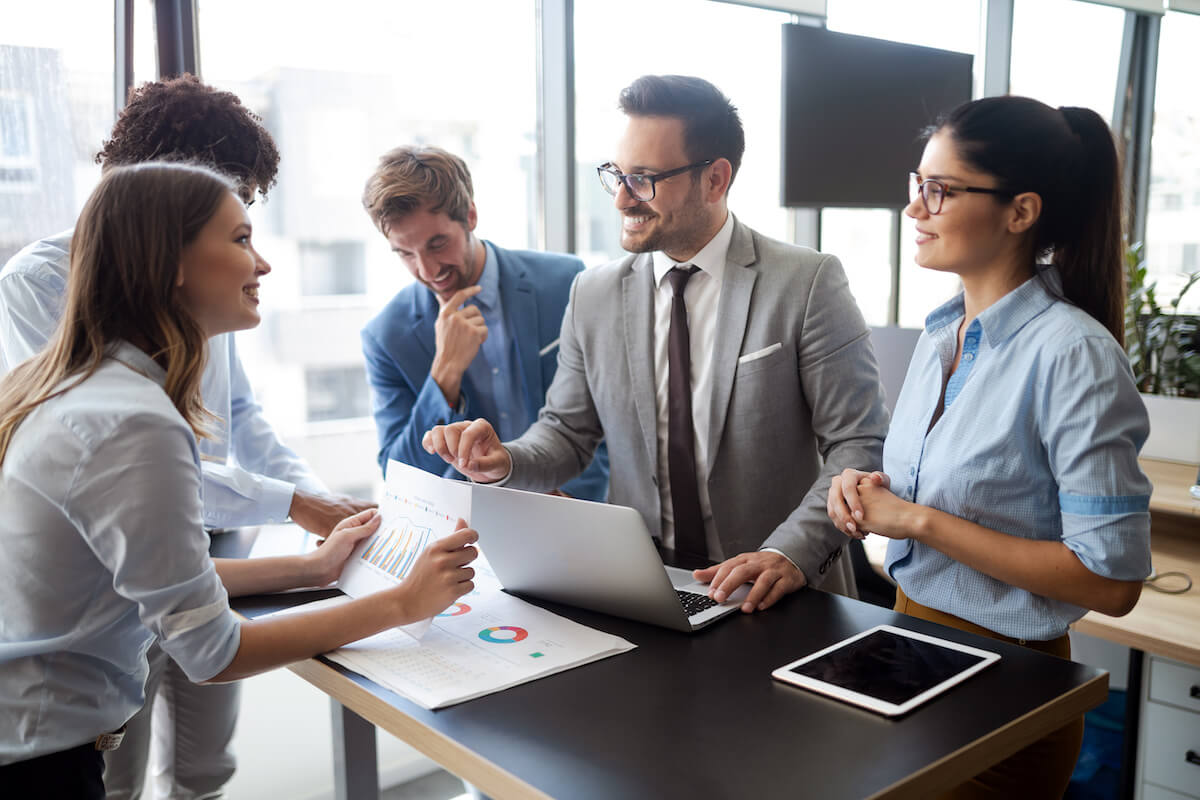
xmin=781 ymin=24 xmax=973 ymax=209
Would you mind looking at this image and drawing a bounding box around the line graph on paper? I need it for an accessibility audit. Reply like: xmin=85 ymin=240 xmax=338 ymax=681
xmin=358 ymin=518 xmax=433 ymax=580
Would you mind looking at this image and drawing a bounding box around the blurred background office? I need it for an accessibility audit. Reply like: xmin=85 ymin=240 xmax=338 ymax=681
xmin=2 ymin=1 xmax=1197 ymax=797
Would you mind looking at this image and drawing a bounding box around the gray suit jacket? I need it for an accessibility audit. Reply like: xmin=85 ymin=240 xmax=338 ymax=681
xmin=505 ymin=217 xmax=889 ymax=594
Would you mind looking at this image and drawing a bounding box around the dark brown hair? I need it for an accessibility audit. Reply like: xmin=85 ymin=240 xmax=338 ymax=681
xmin=96 ymin=74 xmax=279 ymax=201
xmin=935 ymin=96 xmax=1124 ymax=343
xmin=618 ymin=75 xmax=745 ymax=186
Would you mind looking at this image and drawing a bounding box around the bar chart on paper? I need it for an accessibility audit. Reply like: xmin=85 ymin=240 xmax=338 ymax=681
xmin=359 ymin=519 xmax=433 ymax=580
xmin=338 ymin=460 xmax=471 ymax=606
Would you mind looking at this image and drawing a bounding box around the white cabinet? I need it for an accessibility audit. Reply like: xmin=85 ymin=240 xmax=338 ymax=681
xmin=1137 ymin=655 xmax=1200 ymax=800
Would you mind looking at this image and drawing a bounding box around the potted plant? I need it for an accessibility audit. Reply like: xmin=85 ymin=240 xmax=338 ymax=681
xmin=1125 ymin=242 xmax=1200 ymax=462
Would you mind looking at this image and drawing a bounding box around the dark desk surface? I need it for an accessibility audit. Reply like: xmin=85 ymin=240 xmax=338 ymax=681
xmin=220 ymin=531 xmax=1107 ymax=800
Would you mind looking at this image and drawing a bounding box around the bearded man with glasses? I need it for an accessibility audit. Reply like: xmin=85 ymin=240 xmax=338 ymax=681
xmin=424 ymin=74 xmax=889 ymax=612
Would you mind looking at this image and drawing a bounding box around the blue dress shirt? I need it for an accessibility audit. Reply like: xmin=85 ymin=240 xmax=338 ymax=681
xmin=0 ymin=231 xmax=327 ymax=529
xmin=463 ymin=244 xmax=529 ymax=442
xmin=0 ymin=343 xmax=241 ymax=765
xmin=884 ymin=268 xmax=1152 ymax=640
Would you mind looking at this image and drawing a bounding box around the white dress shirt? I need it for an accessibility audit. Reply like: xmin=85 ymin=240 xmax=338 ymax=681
xmin=0 ymin=343 xmax=241 ymax=765
xmin=651 ymin=212 xmax=733 ymax=557
xmin=0 ymin=230 xmax=326 ymax=529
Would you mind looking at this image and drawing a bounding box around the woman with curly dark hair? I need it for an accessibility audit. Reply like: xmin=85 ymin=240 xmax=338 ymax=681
xmin=97 ymin=74 xmax=280 ymax=202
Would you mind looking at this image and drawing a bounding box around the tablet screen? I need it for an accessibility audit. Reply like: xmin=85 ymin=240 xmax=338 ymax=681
xmin=772 ymin=623 xmax=998 ymax=714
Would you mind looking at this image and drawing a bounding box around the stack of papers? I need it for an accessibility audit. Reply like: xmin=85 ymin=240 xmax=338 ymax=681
xmin=265 ymin=462 xmax=634 ymax=709
xmin=274 ymin=557 xmax=634 ymax=709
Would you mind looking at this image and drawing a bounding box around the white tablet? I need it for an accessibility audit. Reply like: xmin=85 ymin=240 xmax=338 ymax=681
xmin=771 ymin=624 xmax=1001 ymax=717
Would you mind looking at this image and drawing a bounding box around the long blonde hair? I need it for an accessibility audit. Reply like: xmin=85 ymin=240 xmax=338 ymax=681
xmin=0 ymin=162 xmax=235 ymax=464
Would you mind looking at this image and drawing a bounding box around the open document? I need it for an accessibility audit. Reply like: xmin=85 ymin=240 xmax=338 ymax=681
xmin=311 ymin=555 xmax=634 ymax=709
xmin=275 ymin=461 xmax=634 ymax=707
xmin=337 ymin=461 xmax=471 ymax=638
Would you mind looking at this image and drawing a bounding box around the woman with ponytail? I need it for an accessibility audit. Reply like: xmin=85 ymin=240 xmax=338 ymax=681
xmin=828 ymin=96 xmax=1150 ymax=798
xmin=0 ymin=163 xmax=476 ymax=796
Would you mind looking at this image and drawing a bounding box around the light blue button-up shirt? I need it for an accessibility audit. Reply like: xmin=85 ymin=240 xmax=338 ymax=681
xmin=0 ymin=343 xmax=241 ymax=765
xmin=884 ymin=268 xmax=1152 ymax=640
xmin=462 ymin=243 xmax=528 ymax=442
xmin=0 ymin=231 xmax=327 ymax=529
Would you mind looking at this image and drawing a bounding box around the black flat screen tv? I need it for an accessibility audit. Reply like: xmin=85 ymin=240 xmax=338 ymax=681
xmin=781 ymin=24 xmax=974 ymax=208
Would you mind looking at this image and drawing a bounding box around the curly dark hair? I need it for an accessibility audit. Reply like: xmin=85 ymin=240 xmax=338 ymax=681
xmin=95 ymin=74 xmax=280 ymax=200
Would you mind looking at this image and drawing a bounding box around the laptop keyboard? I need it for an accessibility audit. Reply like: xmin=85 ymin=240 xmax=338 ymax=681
xmin=678 ymin=590 xmax=719 ymax=617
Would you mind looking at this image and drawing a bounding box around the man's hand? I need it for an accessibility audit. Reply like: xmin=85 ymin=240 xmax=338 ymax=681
xmin=289 ymin=490 xmax=377 ymax=537
xmin=431 ymin=285 xmax=488 ymax=406
xmin=692 ymin=551 xmax=807 ymax=614
xmin=422 ymin=418 xmax=512 ymax=482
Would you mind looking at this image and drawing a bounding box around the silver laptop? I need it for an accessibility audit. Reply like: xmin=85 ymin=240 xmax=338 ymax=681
xmin=470 ymin=483 xmax=749 ymax=632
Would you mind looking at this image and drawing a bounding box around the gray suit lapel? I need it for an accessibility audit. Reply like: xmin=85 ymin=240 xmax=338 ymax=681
xmin=706 ymin=221 xmax=758 ymax=472
xmin=621 ymin=254 xmax=659 ymax=473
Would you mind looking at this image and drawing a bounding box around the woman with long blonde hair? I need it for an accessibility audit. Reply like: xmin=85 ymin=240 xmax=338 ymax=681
xmin=0 ymin=163 xmax=476 ymax=796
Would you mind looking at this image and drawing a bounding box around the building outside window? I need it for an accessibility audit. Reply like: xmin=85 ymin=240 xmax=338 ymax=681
xmin=197 ymin=0 xmax=539 ymax=500
xmin=305 ymin=365 xmax=371 ymax=423
xmin=298 ymin=240 xmax=367 ymax=297
xmin=0 ymin=10 xmax=113 ymax=264
xmin=1144 ymin=9 xmax=1200 ymax=314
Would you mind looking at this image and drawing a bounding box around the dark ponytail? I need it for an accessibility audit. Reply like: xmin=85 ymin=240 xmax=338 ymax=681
xmin=1055 ymin=107 xmax=1124 ymax=346
xmin=936 ymin=97 xmax=1125 ymax=344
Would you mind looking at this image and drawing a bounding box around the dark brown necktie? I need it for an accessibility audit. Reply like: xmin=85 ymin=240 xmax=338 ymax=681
xmin=666 ymin=266 xmax=705 ymax=558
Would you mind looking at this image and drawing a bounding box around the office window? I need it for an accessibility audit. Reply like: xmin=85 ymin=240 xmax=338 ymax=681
xmin=305 ymin=366 xmax=370 ymax=423
xmin=1009 ymin=0 xmax=1125 ymax=124
xmin=819 ymin=209 xmax=893 ymax=325
xmin=197 ymin=0 xmax=538 ymax=494
xmin=1144 ymin=10 xmax=1200 ymax=314
xmin=0 ymin=9 xmax=114 ymax=264
xmin=299 ymin=240 xmax=367 ymax=297
xmin=574 ymin=0 xmax=792 ymax=265
xmin=826 ymin=0 xmax=979 ymax=53
xmin=821 ymin=0 xmax=977 ymax=327
xmin=0 ymin=92 xmax=37 ymax=186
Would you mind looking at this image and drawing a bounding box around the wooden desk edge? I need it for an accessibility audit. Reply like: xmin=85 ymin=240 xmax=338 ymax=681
xmin=868 ymin=673 xmax=1109 ymax=800
xmin=286 ymin=658 xmax=553 ymax=800
xmin=1141 ymin=457 xmax=1200 ymax=518
xmin=1071 ymin=616 xmax=1200 ymax=667
xmin=228 ymin=606 xmax=550 ymax=800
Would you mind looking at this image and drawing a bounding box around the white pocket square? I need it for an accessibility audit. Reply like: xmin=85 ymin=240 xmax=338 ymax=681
xmin=737 ymin=342 xmax=782 ymax=364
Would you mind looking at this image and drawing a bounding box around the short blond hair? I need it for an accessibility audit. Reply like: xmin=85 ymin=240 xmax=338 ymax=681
xmin=362 ymin=145 xmax=474 ymax=234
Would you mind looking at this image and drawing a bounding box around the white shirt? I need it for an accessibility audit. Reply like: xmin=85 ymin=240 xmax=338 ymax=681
xmin=0 ymin=343 xmax=241 ymax=765
xmin=651 ymin=212 xmax=733 ymax=557
xmin=0 ymin=231 xmax=326 ymax=529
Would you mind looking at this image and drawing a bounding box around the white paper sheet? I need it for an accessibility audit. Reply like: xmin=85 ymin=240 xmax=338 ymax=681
xmin=273 ymin=557 xmax=634 ymax=710
xmin=337 ymin=462 xmax=472 ymax=640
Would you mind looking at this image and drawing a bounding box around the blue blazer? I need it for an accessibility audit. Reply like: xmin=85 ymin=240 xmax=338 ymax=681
xmin=361 ymin=242 xmax=609 ymax=501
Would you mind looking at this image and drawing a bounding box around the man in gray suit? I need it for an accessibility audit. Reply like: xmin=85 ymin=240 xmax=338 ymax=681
xmin=424 ymin=75 xmax=888 ymax=612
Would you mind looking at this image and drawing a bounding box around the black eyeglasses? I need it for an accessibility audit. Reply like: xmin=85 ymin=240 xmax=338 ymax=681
xmin=597 ymin=160 xmax=713 ymax=202
xmin=909 ymin=172 xmax=1012 ymax=215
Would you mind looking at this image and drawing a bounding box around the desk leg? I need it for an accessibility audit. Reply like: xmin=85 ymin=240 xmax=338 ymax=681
xmin=1118 ymin=649 xmax=1144 ymax=800
xmin=331 ymin=699 xmax=379 ymax=800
